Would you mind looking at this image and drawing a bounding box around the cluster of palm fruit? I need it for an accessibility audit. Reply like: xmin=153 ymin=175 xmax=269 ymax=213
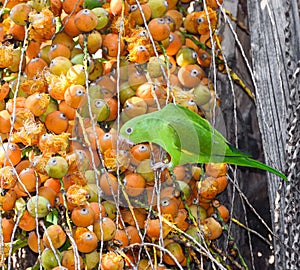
xmin=0 ymin=0 xmax=238 ymax=269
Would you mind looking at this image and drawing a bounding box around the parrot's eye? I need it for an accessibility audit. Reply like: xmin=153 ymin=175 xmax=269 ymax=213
xmin=126 ymin=127 xmax=133 ymax=135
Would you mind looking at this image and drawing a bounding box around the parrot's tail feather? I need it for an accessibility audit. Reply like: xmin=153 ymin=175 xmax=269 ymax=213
xmin=224 ymin=157 xmax=287 ymax=181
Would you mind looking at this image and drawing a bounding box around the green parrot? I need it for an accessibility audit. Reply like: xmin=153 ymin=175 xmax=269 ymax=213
xmin=120 ymin=103 xmax=287 ymax=181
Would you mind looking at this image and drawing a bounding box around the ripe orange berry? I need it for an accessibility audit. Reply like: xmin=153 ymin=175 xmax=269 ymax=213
xmin=25 ymin=57 xmax=48 ymax=79
xmin=71 ymin=205 xmax=95 ymax=227
xmin=18 ymin=168 xmax=41 ymax=193
xmin=148 ymin=18 xmax=170 ymax=41
xmin=130 ymin=143 xmax=151 ymax=166
xmin=0 ymin=110 xmax=12 ymax=133
xmin=28 ymin=231 xmax=45 ymax=253
xmin=43 ymin=224 xmax=67 ymax=249
xmin=64 ymin=84 xmax=87 ymax=109
xmin=74 ymin=227 xmax=98 ymax=253
xmin=99 ymin=172 xmax=118 ymax=196
xmin=62 ymin=249 xmax=84 ymax=270
xmin=0 ymin=189 xmax=18 ymax=211
xmin=123 ymin=173 xmax=146 ymax=197
xmin=93 ymin=217 xmax=117 ymax=241
xmin=62 ymin=0 xmax=83 ymax=14
xmin=45 ymin=111 xmax=69 ymax=134
xmin=0 ymin=142 xmax=22 ymax=167
xmin=74 ymin=9 xmax=98 ymax=32
xmin=113 ymin=229 xmax=129 ymax=248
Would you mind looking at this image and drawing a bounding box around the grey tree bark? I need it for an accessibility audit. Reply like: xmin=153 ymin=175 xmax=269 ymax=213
xmin=247 ymin=0 xmax=300 ymax=269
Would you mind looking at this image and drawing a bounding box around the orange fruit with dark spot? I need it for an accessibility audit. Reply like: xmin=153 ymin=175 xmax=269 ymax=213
xmin=113 ymin=229 xmax=129 ymax=248
xmin=130 ymin=143 xmax=151 ymax=166
xmin=201 ymin=217 xmax=223 ymax=240
xmin=0 ymin=189 xmax=18 ymax=211
xmin=43 ymin=224 xmax=67 ymax=249
xmin=102 ymin=33 xmax=126 ymax=57
xmin=26 ymin=40 xmax=42 ymax=59
xmin=123 ymin=173 xmax=146 ymax=197
xmin=160 ymin=197 xmax=179 ymax=217
xmin=18 ymin=210 xmax=37 ymax=231
xmin=74 ymin=9 xmax=98 ymax=32
xmin=59 ymin=100 xmax=76 ymax=120
xmin=45 ymin=111 xmax=69 ymax=134
xmin=2 ymin=218 xmax=15 ymax=242
xmin=99 ymin=172 xmax=118 ymax=196
xmin=64 ymin=84 xmax=87 ymax=109
xmin=74 ymin=227 xmax=98 ymax=253
xmin=165 ymin=10 xmax=183 ymax=30
xmin=71 ymin=204 xmax=95 ymax=227
xmin=166 ymin=32 xmax=183 ymax=56
xmin=177 ymin=64 xmax=206 ymax=88
xmin=207 ymin=203 xmax=230 ymax=223
xmin=129 ymin=4 xmax=151 ymax=25
xmin=28 ymin=231 xmax=45 ymax=253
xmin=148 ymin=18 xmax=170 ymax=41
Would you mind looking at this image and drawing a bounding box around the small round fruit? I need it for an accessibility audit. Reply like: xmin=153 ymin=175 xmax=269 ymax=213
xmin=93 ymin=217 xmax=117 ymax=241
xmin=43 ymin=224 xmax=67 ymax=249
xmin=41 ymin=248 xmax=61 ymax=270
xmin=27 ymin=195 xmax=51 ymax=218
xmin=74 ymin=9 xmax=98 ymax=32
xmin=123 ymin=173 xmax=146 ymax=197
xmin=71 ymin=205 xmax=95 ymax=227
xmin=45 ymin=111 xmax=69 ymax=134
xmin=10 ymin=3 xmax=32 ymax=26
xmin=74 ymin=227 xmax=98 ymax=253
xmin=45 ymin=156 xmax=69 ymax=179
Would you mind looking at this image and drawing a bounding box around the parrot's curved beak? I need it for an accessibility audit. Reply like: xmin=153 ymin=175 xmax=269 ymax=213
xmin=117 ymin=135 xmax=134 ymax=149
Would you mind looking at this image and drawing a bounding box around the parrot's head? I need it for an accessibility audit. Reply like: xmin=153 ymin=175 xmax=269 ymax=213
xmin=120 ymin=116 xmax=152 ymax=144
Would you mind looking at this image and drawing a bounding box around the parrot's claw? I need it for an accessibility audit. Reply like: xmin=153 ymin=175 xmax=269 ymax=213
xmin=151 ymin=162 xmax=173 ymax=171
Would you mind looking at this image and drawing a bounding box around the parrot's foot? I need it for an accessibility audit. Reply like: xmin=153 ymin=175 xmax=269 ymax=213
xmin=151 ymin=161 xmax=173 ymax=171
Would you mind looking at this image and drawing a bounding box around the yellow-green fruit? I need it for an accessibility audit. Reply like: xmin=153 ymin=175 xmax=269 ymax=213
xmin=45 ymin=156 xmax=69 ymax=179
xmin=41 ymin=248 xmax=61 ymax=270
xmin=27 ymin=195 xmax=50 ymax=218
